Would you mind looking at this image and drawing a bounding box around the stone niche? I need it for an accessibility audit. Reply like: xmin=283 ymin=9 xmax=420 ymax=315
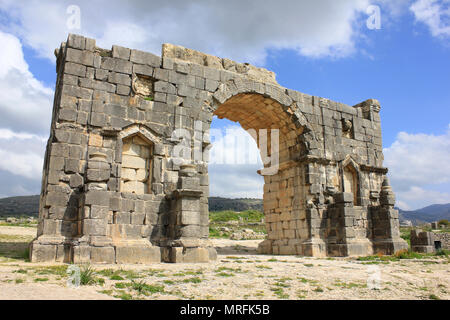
xmin=343 ymin=164 xmax=358 ymax=205
xmin=29 ymin=33 xmax=408 ymax=264
xmin=120 ymin=134 xmax=153 ymax=194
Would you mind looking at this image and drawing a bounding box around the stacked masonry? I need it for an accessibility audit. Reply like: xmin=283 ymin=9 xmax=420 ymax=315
xmin=30 ymin=34 xmax=407 ymax=263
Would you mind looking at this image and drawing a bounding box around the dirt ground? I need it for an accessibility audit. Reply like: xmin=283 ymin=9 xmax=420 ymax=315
xmin=0 ymin=226 xmax=448 ymax=300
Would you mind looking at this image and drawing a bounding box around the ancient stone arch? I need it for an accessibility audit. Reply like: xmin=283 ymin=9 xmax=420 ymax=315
xmin=30 ymin=34 xmax=407 ymax=263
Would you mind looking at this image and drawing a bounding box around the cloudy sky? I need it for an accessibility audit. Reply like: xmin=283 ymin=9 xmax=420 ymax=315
xmin=0 ymin=0 xmax=449 ymax=210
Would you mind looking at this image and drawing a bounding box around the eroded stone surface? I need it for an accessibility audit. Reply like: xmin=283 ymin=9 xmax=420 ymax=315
xmin=30 ymin=33 xmax=406 ymax=264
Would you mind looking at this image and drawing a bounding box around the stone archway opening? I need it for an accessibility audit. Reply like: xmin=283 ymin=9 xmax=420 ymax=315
xmin=209 ymin=93 xmax=307 ymax=255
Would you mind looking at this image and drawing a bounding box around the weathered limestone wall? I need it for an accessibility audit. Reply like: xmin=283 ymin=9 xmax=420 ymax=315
xmin=411 ymin=230 xmax=450 ymax=253
xmin=30 ymin=33 xmax=407 ymax=263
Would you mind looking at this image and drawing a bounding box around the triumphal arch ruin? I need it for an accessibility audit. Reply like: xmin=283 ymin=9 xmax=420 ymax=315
xmin=30 ymin=34 xmax=407 ymax=263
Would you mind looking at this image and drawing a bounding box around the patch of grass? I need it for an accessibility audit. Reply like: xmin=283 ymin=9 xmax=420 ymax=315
xmin=313 ymin=287 xmax=324 ymax=292
xmin=334 ymin=281 xmax=367 ymax=289
xmin=182 ymin=277 xmax=202 ymax=284
xmin=80 ymin=265 xmax=96 ymax=286
xmin=226 ymin=256 xmax=247 ymax=260
xmin=144 ymin=96 xmax=153 ymax=101
xmin=119 ymin=269 xmax=142 ymax=280
xmin=115 ymin=291 xmax=133 ymax=300
xmin=209 ymin=209 xmax=264 ymax=223
xmin=303 ymin=263 xmax=314 ymax=267
xmin=209 ymin=226 xmax=228 ymax=239
xmin=429 ymin=294 xmax=440 ymax=300
xmin=184 ymin=270 xmax=204 ymax=275
xmin=273 ymin=281 xmax=290 ymax=288
xmin=163 ymin=280 xmax=175 ymax=285
xmin=110 ymin=275 xmax=125 ymax=281
xmin=270 ymin=287 xmax=289 ymax=299
xmin=267 ymin=258 xmax=278 ymax=262
xmin=216 ymin=272 xmax=234 ymax=277
xmin=135 ymin=281 xmax=165 ymax=295
xmin=394 ymin=249 xmax=424 ymax=259
xmin=115 ymin=282 xmax=128 ymax=289
xmin=435 ymin=249 xmax=449 ymax=256
xmin=15 ymin=278 xmax=24 ymax=284
xmin=96 ymin=269 xmax=116 ymax=277
xmin=256 ymin=265 xmax=272 ymax=269
xmin=34 ymin=277 xmax=49 ymax=282
xmin=13 ymin=269 xmax=27 ymax=274
xmin=34 ymin=265 xmax=68 ymax=276
xmin=98 ymin=289 xmax=113 ymax=296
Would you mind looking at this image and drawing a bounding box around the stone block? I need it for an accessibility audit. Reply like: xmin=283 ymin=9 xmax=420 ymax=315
xmin=130 ymin=49 xmax=161 ymax=67
xmin=82 ymin=219 xmax=107 ymax=236
xmin=112 ymin=45 xmax=131 ymax=60
xmin=67 ymin=34 xmax=85 ymax=50
xmin=116 ymin=245 xmax=161 ymax=264
xmin=101 ymin=57 xmax=132 ymax=74
xmin=90 ymin=246 xmax=115 ymax=264
xmin=84 ymin=190 xmax=110 ymax=206
xmin=115 ymin=212 xmax=131 ymax=224
xmin=66 ymin=48 xmax=94 ymax=66
xmin=131 ymin=212 xmax=145 ymax=225
xmin=178 ymin=225 xmax=201 ymax=238
xmin=108 ymin=72 xmax=131 ymax=86
xmin=179 ymin=211 xmax=200 ymax=225
xmin=30 ymin=243 xmax=57 ymax=262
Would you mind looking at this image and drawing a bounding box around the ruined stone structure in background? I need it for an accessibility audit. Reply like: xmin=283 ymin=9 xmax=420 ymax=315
xmin=30 ymin=34 xmax=407 ymax=263
xmin=410 ymin=229 xmax=450 ymax=253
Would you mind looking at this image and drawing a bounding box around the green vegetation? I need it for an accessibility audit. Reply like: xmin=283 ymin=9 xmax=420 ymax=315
xmin=208 ymin=210 xmax=266 ymax=238
xmin=209 ymin=210 xmax=264 ymax=222
xmin=182 ymin=277 xmax=202 ymax=284
xmin=79 ymin=265 xmax=96 ymax=285
xmin=34 ymin=265 xmax=68 ymax=277
xmin=438 ymin=219 xmax=449 ymax=227
xmin=270 ymin=287 xmax=289 ymax=299
xmin=34 ymin=277 xmax=49 ymax=282
xmin=357 ymin=249 xmax=449 ymax=262
xmin=400 ymin=227 xmax=411 ymax=246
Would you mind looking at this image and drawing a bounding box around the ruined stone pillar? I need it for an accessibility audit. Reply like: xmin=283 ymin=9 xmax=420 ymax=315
xmin=163 ymin=164 xmax=216 ymax=262
xmin=371 ymin=177 xmax=408 ymax=254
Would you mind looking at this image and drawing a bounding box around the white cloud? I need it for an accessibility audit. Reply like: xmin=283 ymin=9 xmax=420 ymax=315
xmin=0 ymin=30 xmax=50 ymax=197
xmin=0 ymin=30 xmax=53 ymax=135
xmin=0 ymin=128 xmax=46 ymax=180
xmin=208 ymin=124 xmax=264 ymax=198
xmin=384 ymin=124 xmax=450 ymax=210
xmin=0 ymin=0 xmax=378 ymax=65
xmin=410 ymin=0 xmax=450 ymax=38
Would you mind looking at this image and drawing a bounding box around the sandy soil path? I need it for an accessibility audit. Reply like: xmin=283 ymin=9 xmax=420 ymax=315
xmin=0 ymin=227 xmax=448 ymax=300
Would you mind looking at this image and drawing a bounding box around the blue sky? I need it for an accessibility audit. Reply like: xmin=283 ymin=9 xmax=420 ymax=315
xmin=0 ymin=0 xmax=448 ymax=210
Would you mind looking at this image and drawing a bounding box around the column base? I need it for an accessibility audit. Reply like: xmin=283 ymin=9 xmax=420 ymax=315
xmin=372 ymin=238 xmax=409 ymax=255
xmin=162 ymin=246 xmax=217 ymax=263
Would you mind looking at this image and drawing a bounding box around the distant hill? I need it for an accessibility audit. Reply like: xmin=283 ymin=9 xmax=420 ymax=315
xmin=208 ymin=197 xmax=263 ymax=212
xmin=397 ymin=203 xmax=450 ymax=225
xmin=0 ymin=195 xmax=39 ymax=217
xmin=0 ymin=194 xmax=448 ymax=225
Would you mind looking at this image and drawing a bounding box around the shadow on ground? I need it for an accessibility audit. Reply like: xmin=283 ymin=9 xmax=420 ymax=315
xmin=215 ymin=245 xmax=258 ymax=256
